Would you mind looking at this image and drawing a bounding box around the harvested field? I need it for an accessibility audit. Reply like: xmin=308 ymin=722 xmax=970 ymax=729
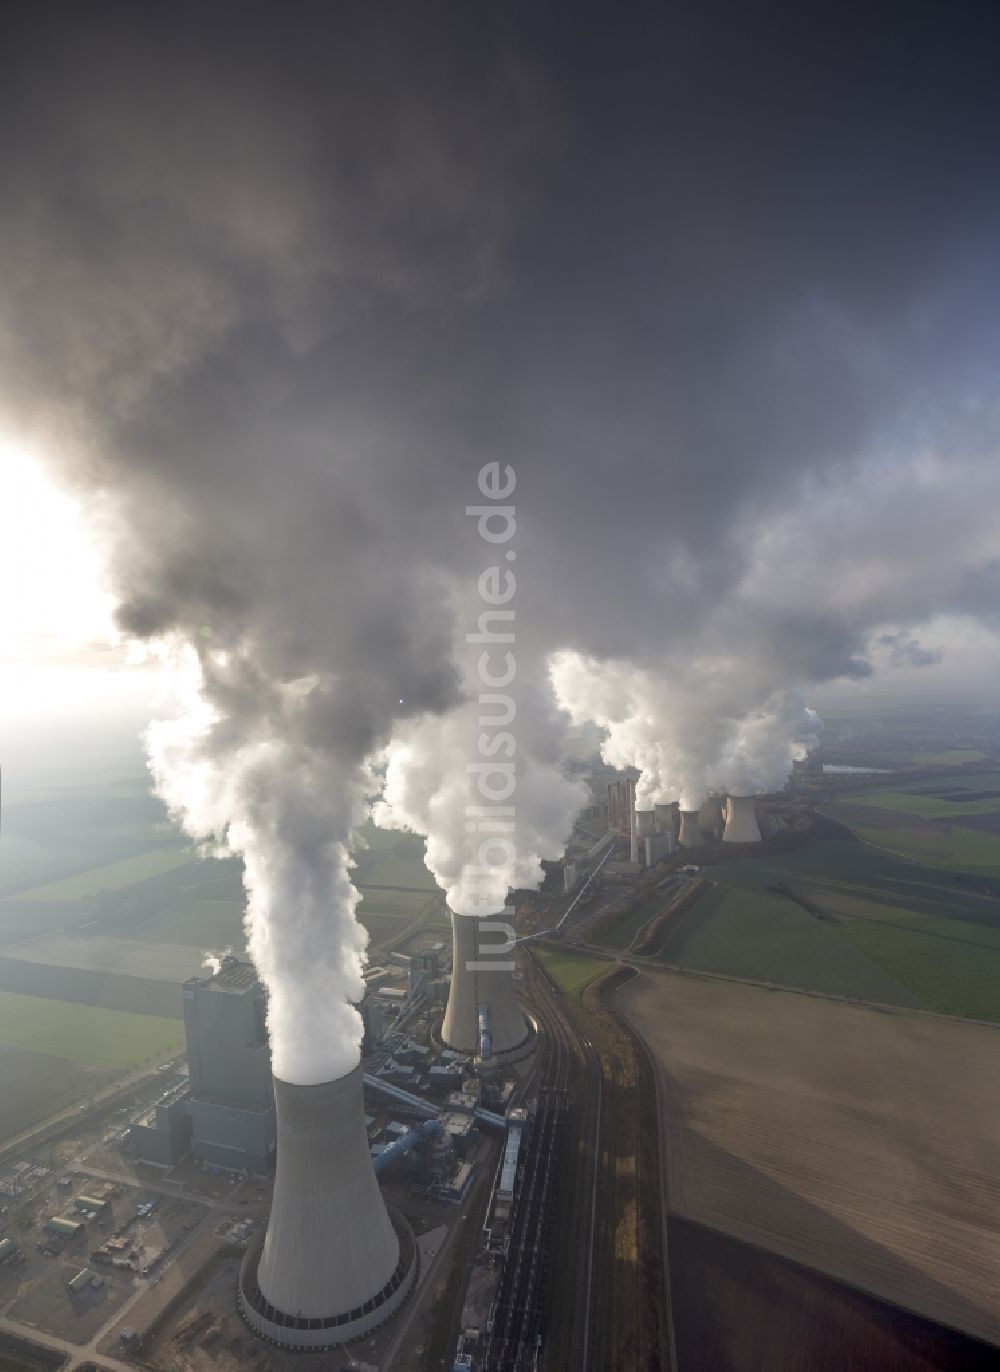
xmin=0 ymin=1043 xmax=115 ymax=1142
xmin=11 ymin=847 xmax=199 ymax=903
xmin=670 ymin=1216 xmax=999 ymax=1372
xmin=132 ymin=897 xmax=247 ymax=949
xmin=619 ymin=969 xmax=1000 ymax=1349
xmin=0 ymin=956 xmax=184 ymax=1019
xmin=5 ymin=932 xmax=203 ymax=982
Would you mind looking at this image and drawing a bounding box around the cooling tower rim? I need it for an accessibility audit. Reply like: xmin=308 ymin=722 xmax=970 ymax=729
xmin=434 ymin=1011 xmax=538 ymax=1064
xmin=239 ymin=1206 xmax=417 ymax=1348
xmin=271 ymin=1064 xmax=363 ymax=1096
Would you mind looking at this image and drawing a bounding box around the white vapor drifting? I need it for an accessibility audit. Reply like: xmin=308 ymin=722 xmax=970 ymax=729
xmin=147 ymin=643 xmax=371 ymax=1083
xmin=551 ymin=653 xmax=821 ymax=808
xmin=375 ymin=694 xmax=587 ymax=915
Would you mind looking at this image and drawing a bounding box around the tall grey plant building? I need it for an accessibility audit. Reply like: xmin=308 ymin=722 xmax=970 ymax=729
xmin=184 ymin=957 xmax=276 ymax=1174
xmin=130 ymin=956 xmax=277 ymax=1174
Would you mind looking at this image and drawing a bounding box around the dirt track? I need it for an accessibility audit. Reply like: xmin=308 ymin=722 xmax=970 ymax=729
xmin=619 ymin=969 xmax=1000 ymax=1348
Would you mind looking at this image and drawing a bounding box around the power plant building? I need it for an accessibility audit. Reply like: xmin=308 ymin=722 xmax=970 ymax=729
xmin=239 ymin=1066 xmax=416 ymax=1348
xmin=130 ymin=957 xmax=277 ymax=1174
xmin=607 ymin=777 xmax=637 ymax=831
xmin=441 ymin=910 xmax=533 ymax=1062
xmin=644 ymin=831 xmax=674 ymax=866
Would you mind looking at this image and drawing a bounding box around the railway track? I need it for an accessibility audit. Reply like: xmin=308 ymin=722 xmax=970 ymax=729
xmin=483 ymin=952 xmax=596 ymax=1371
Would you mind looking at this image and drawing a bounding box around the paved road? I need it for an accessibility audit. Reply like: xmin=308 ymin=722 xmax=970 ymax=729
xmin=0 ymin=1055 xmax=184 ymax=1166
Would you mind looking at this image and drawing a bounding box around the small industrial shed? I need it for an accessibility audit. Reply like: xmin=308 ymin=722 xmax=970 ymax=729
xmin=45 ymin=1216 xmax=83 ymax=1238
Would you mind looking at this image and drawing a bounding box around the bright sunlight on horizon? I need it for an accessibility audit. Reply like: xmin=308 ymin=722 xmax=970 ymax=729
xmin=0 ymin=438 xmax=154 ymax=725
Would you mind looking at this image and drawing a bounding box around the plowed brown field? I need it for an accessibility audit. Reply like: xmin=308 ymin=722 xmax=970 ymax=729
xmin=619 ymin=969 xmax=1000 ymax=1350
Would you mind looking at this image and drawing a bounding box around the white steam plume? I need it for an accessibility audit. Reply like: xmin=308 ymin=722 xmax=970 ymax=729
xmin=147 ymin=643 xmax=372 ymax=1083
xmin=551 ymin=653 xmax=821 ymax=808
xmin=375 ymin=698 xmax=586 ymax=915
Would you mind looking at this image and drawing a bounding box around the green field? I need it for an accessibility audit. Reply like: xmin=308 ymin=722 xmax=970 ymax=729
xmin=856 ymin=789 xmax=1000 ymax=818
xmin=848 ymin=822 xmax=1000 ymax=877
xmin=592 ymin=891 xmax=670 ymax=951
xmin=699 ymin=831 xmax=1000 ymax=1019
xmin=655 ymin=884 xmax=916 ymax=1005
xmin=0 ymin=991 xmax=184 ymax=1067
xmin=824 ymin=765 xmax=1000 ymax=877
xmin=912 ymin=749 xmax=988 ymax=766
xmin=535 ymin=946 xmax=609 ymax=1002
xmin=132 ymin=896 xmax=247 ymax=948
xmin=835 ymin=910 xmax=1000 ymax=1021
xmin=352 ymin=822 xmax=438 ymax=891
xmin=709 ymin=838 xmax=999 ymax=918
xmin=8 ymin=847 xmax=199 ymax=904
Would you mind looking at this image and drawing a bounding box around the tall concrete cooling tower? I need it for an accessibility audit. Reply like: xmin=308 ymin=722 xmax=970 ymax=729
xmin=722 ymin=795 xmax=761 ymax=843
xmin=239 ymin=1066 xmax=416 ymax=1348
xmin=654 ymin=803 xmax=674 ymax=834
xmin=699 ymin=797 xmax=725 ymax=840
xmin=441 ymin=911 xmax=533 ymax=1061
xmin=635 ymin=808 xmax=655 ymax=839
xmin=678 ymin=810 xmax=703 ymax=847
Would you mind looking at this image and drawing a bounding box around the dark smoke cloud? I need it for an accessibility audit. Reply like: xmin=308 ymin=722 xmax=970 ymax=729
xmin=4 ymin=2 xmax=1000 ymax=1070
xmin=879 ymin=633 xmax=945 ymax=669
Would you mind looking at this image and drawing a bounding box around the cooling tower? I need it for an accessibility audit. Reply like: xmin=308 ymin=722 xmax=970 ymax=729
xmin=239 ymin=1066 xmax=416 ymax=1348
xmin=441 ymin=911 xmax=533 ymax=1060
xmin=635 ymin=808 xmax=655 ymax=839
xmin=654 ymin=803 xmax=674 ymax=834
xmin=699 ymin=797 xmax=725 ymax=840
xmin=678 ymin=810 xmax=703 ymax=847
xmin=722 ymin=794 xmax=761 ymax=843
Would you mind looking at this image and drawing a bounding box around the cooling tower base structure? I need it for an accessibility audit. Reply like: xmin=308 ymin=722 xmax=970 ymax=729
xmin=722 ymin=794 xmax=762 ymax=844
xmin=238 ymin=1068 xmax=417 ymax=1350
xmin=441 ymin=910 xmax=535 ymax=1063
xmin=678 ymin=810 xmax=703 ymax=848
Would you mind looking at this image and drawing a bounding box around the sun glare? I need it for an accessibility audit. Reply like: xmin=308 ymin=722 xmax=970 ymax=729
xmin=0 ymin=439 xmax=118 ymax=667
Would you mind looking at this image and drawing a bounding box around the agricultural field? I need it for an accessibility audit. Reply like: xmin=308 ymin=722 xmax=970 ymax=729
xmin=704 ymin=837 xmax=1000 ymax=1020
xmin=591 ymin=889 xmax=669 ymax=950
xmin=130 ymin=896 xmax=247 ymax=951
xmin=824 ymin=765 xmax=1000 ymax=877
xmin=0 ymin=761 xmax=174 ymax=897
xmin=669 ymin=1216 xmax=998 ymax=1372
xmin=534 ymin=945 xmax=609 ymax=1002
xmin=0 ymin=1044 xmax=116 ymax=1144
xmin=913 ymin=748 xmax=988 ymax=766
xmin=848 ymin=823 xmax=1000 ymax=877
xmin=5 ymin=932 xmax=204 ymax=983
xmin=7 ymin=847 xmax=199 ymax=904
xmin=621 ymin=969 xmax=1000 ymax=1351
xmin=654 ymin=883 xmax=916 ymax=1005
xmin=352 ymin=820 xmax=438 ymax=891
xmin=0 ymin=990 xmax=183 ymax=1068
xmin=0 ymin=956 xmax=186 ymax=1020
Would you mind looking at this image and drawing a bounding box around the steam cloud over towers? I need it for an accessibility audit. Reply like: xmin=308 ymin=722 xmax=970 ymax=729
xmin=8 ymin=3 xmax=1000 ymax=1108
